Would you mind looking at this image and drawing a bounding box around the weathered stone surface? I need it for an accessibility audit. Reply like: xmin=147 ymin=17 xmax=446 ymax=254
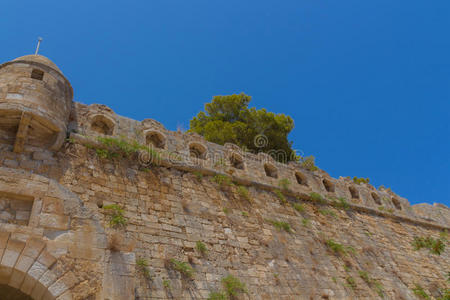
xmin=0 ymin=54 xmax=448 ymax=299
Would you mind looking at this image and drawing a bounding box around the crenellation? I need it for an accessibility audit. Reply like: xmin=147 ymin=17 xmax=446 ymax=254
xmin=66 ymin=102 xmax=429 ymax=227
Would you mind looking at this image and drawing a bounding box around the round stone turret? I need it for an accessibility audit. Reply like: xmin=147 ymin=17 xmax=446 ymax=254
xmin=0 ymin=54 xmax=73 ymax=152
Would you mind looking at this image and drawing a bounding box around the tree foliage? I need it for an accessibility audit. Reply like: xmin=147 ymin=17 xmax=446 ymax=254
xmin=189 ymin=93 xmax=296 ymax=162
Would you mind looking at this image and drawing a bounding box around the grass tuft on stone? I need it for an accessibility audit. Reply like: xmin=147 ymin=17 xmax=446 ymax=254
xmin=310 ymin=192 xmax=326 ymax=204
xmin=268 ymin=219 xmax=291 ymax=233
xmin=278 ymin=178 xmax=291 ymax=191
xmin=292 ymin=203 xmax=305 ymax=213
xmin=196 ymin=241 xmax=208 ymax=255
xmin=412 ymin=284 xmax=430 ymax=299
xmin=346 ymin=276 xmax=357 ymax=289
xmin=222 ymin=275 xmax=247 ymax=298
xmin=326 ymin=239 xmax=345 ymax=254
xmin=237 ymin=185 xmax=252 ymax=202
xmin=412 ymin=236 xmax=445 ymax=255
xmin=207 ymin=291 xmax=227 ymax=300
xmin=169 ymin=259 xmax=194 ymax=278
xmin=212 ymin=174 xmax=233 ymax=187
xmin=136 ymin=257 xmax=151 ymax=279
xmin=103 ymin=204 xmax=127 ymax=228
xmin=274 ymin=189 xmax=288 ymax=205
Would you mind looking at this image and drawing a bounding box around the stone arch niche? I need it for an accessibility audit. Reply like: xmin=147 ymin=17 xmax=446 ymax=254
xmin=90 ymin=114 xmax=115 ymax=136
xmin=371 ymin=192 xmax=382 ymax=205
xmin=392 ymin=197 xmax=402 ymax=210
xmin=145 ymin=130 xmax=166 ymax=149
xmin=0 ymin=166 xmax=136 ymax=300
xmin=349 ymin=186 xmax=359 ymax=199
xmin=189 ymin=142 xmax=207 ymax=160
xmin=0 ymin=235 xmax=63 ymax=300
xmin=229 ymin=152 xmax=244 ymax=170
xmin=264 ymin=163 xmax=278 ymax=178
xmin=322 ymin=178 xmax=335 ymax=192
xmin=295 ymin=172 xmax=307 ymax=186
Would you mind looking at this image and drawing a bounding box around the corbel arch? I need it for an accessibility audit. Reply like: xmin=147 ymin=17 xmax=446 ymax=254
xmin=144 ymin=130 xmax=166 ymax=149
xmin=229 ymin=152 xmax=245 ymax=170
xmin=264 ymin=163 xmax=278 ymax=178
xmin=89 ymin=114 xmax=115 ymax=136
xmin=189 ymin=142 xmax=207 ymax=160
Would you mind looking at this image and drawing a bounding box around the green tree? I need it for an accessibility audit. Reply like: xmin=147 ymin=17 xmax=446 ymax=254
xmin=189 ymin=93 xmax=296 ymax=162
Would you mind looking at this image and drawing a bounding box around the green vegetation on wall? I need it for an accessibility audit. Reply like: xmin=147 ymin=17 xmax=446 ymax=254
xmin=103 ymin=204 xmax=127 ymax=228
xmin=411 ymin=236 xmax=446 ymax=255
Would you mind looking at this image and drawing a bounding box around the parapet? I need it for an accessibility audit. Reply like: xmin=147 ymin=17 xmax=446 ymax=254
xmin=67 ymin=102 xmax=450 ymax=229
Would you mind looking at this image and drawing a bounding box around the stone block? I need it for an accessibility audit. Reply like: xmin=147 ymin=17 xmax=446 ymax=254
xmin=10 ymin=233 xmax=30 ymax=243
xmin=68 ymin=244 xmax=104 ymax=261
xmin=48 ymin=277 xmax=69 ymax=298
xmin=3 ymin=159 xmax=19 ymax=168
xmin=27 ymin=261 xmax=47 ymax=281
xmin=20 ymin=270 xmax=38 ymax=295
xmin=38 ymin=269 xmax=58 ymax=288
xmin=15 ymin=254 xmax=35 ymax=273
xmin=42 ymin=196 xmax=64 ymax=214
xmin=32 ymin=150 xmax=54 ymax=161
xmin=56 ymin=290 xmax=73 ymax=300
xmin=2 ymin=248 xmax=23 ymax=268
xmin=39 ymin=213 xmax=69 ymax=230
xmin=37 ymin=250 xmax=56 ymax=268
xmin=22 ymin=238 xmax=46 ymax=259
xmin=0 ymin=232 xmax=10 ymax=249
xmin=0 ymin=265 xmax=13 ymax=284
xmin=30 ymin=280 xmax=48 ymax=300
xmin=19 ymin=159 xmax=40 ymax=171
xmin=8 ymin=268 xmax=26 ymax=289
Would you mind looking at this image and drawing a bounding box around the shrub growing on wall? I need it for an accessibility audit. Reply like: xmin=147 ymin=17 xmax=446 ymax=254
xmin=189 ymin=93 xmax=297 ymax=162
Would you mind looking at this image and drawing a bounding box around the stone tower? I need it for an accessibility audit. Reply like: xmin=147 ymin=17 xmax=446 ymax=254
xmin=0 ymin=55 xmax=73 ymax=153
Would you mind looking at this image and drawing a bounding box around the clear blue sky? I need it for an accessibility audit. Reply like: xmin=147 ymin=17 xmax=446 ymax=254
xmin=1 ymin=0 xmax=449 ymax=206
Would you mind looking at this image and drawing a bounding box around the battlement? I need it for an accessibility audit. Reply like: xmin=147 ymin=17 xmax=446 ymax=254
xmin=69 ymin=101 xmax=450 ymax=229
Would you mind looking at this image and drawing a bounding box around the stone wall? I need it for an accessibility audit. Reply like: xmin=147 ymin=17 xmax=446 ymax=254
xmin=0 ymin=54 xmax=448 ymax=299
xmin=0 ymin=127 xmax=448 ymax=299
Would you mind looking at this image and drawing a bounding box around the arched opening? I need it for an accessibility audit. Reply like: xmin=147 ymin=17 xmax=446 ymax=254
xmin=0 ymin=284 xmax=33 ymax=300
xmin=371 ymin=192 xmax=381 ymax=205
xmin=392 ymin=198 xmax=402 ymax=210
xmin=189 ymin=143 xmax=207 ymax=160
xmin=295 ymin=172 xmax=307 ymax=186
xmin=323 ymin=179 xmax=335 ymax=192
xmin=0 ymin=254 xmax=60 ymax=300
xmin=91 ymin=115 xmax=114 ymax=136
xmin=349 ymin=186 xmax=359 ymax=199
xmin=146 ymin=131 xmax=165 ymax=149
xmin=229 ymin=153 xmax=244 ymax=170
xmin=264 ymin=163 xmax=278 ymax=178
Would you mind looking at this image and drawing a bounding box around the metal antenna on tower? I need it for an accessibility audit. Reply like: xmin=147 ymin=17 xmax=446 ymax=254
xmin=35 ymin=37 xmax=43 ymax=55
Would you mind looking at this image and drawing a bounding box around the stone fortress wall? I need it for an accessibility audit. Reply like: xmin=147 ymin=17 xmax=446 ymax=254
xmin=0 ymin=54 xmax=448 ymax=300
xmin=70 ymin=101 xmax=450 ymax=228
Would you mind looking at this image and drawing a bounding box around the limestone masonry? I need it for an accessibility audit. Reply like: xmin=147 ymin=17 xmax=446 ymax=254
xmin=0 ymin=54 xmax=448 ymax=300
